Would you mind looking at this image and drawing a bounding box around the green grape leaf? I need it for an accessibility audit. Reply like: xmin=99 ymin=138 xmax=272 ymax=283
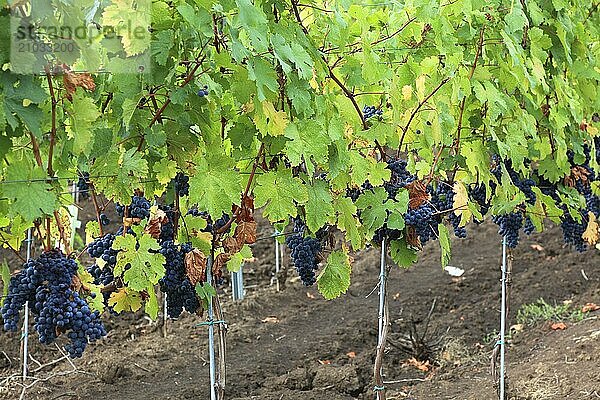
xmin=334 ymin=196 xmax=362 ymax=249
xmin=2 ymin=158 xmax=57 ymax=222
xmin=153 ymin=158 xmax=178 ymax=186
xmin=305 ymin=179 xmax=335 ymax=233
xmin=196 ymin=282 xmax=216 ymax=309
xmin=189 ymin=154 xmax=243 ymax=218
xmin=389 ymin=238 xmax=418 ymax=268
xmin=113 ymin=233 xmax=165 ymax=291
xmin=356 ymin=187 xmax=389 ymax=233
xmin=284 ymin=121 xmax=331 ymax=174
xmin=226 ymin=245 xmax=253 ymax=272
xmin=254 ymin=168 xmax=308 ymax=222
xmin=438 ymin=223 xmax=451 ymax=268
xmin=317 ymin=249 xmax=351 ymax=300
xmin=67 ymin=91 xmax=100 ymax=156
xmin=1 ymin=259 xmax=9 ymax=307
xmin=144 ymin=283 xmax=159 ymax=319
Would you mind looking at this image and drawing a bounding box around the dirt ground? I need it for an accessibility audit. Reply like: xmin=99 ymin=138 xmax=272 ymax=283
xmin=1 ymin=205 xmax=599 ymax=400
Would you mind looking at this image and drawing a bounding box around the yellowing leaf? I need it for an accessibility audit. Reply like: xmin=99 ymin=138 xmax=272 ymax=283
xmin=254 ymin=101 xmax=288 ymax=136
xmin=415 ymin=75 xmax=427 ymax=101
xmin=108 ymin=288 xmax=142 ymax=313
xmin=453 ymin=181 xmax=472 ymax=226
xmin=402 ymin=85 xmax=412 ymax=101
xmin=582 ymin=212 xmax=599 ymax=245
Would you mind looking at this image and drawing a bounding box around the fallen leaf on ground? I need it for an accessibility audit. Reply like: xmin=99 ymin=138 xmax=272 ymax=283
xmin=318 ymin=359 xmax=331 ymax=365
xmin=261 ymin=316 xmax=279 ymax=323
xmin=551 ymin=322 xmax=567 ymax=330
xmin=306 ymin=292 xmax=315 ymax=299
xmin=403 ymin=357 xmax=431 ymax=372
xmin=346 ymin=351 xmax=356 ymax=358
xmin=530 ymin=244 xmax=544 ymax=251
xmin=582 ymin=303 xmax=600 ymax=313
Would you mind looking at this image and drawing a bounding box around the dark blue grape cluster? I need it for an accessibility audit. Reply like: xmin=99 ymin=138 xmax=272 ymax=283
xmin=173 ymin=173 xmax=190 ymax=197
xmin=100 ymin=213 xmax=110 ymax=226
xmin=158 ymin=241 xmax=200 ymax=318
xmin=491 ymin=212 xmax=524 ymax=248
xmin=87 ymin=234 xmax=117 ymax=264
xmin=199 ymin=213 xmax=231 ymax=234
xmin=159 ymin=205 xmax=175 ymax=242
xmin=77 ymin=172 xmax=90 ymax=199
xmin=285 ymin=234 xmax=322 ymax=286
xmin=363 ymin=105 xmax=383 ymax=119
xmin=404 ymin=204 xmax=438 ymax=244
xmin=197 ymin=85 xmax=209 ymax=97
xmin=1 ymin=251 xmax=106 ymax=358
xmin=431 ymin=183 xmax=467 ymax=238
xmin=116 ymin=195 xmax=151 ymax=219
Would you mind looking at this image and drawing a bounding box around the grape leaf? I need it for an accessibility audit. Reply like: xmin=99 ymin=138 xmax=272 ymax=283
xmin=144 ymin=283 xmax=159 ymax=319
xmin=2 ymin=158 xmax=57 ymax=222
xmin=438 ymin=223 xmax=451 ymax=268
xmin=317 ymin=249 xmax=351 ymax=300
xmin=108 ymin=288 xmax=143 ymax=313
xmin=389 ymin=238 xmax=417 ymax=268
xmin=254 ymin=168 xmax=308 ymax=222
xmin=112 ymin=233 xmax=165 ymax=291
xmin=189 ymin=154 xmax=243 ymax=218
xmin=334 ymin=196 xmax=362 ymax=249
xmin=67 ymin=91 xmax=100 ymax=156
xmin=305 ymin=180 xmax=335 ymax=233
xmin=1 ymin=259 xmax=9 ymax=307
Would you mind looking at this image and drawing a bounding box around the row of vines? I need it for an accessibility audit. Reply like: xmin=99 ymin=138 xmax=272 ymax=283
xmin=0 ymin=0 xmax=599 ymax=397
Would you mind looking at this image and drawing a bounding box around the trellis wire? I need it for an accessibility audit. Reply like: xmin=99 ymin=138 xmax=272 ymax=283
xmin=499 ymin=236 xmax=507 ymax=400
xmin=206 ymin=255 xmax=217 ymax=400
xmin=22 ymin=228 xmax=33 ymax=382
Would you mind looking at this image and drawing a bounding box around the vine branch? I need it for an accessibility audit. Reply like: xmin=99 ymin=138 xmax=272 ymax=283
xmin=397 ymin=77 xmax=451 ymax=155
xmin=44 ymin=67 xmax=57 ymax=177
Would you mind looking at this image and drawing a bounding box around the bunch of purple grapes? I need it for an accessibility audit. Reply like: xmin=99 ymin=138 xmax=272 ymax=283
xmin=1 ymin=251 xmax=106 ymax=358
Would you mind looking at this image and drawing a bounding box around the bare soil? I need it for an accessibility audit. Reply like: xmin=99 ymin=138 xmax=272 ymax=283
xmin=1 ymin=205 xmax=599 ymax=400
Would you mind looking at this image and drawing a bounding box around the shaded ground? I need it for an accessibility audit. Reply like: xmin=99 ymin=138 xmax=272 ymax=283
xmin=1 ymin=210 xmax=599 ymax=400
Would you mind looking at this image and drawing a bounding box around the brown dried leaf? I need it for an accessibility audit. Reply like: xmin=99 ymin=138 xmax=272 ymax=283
xmin=582 ymin=303 xmax=600 ymax=313
xmin=235 ymin=221 xmax=257 ymax=245
xmin=403 ymin=357 xmax=431 ymax=372
xmin=185 ymin=249 xmax=207 ymax=286
xmin=213 ymin=252 xmax=231 ymax=281
xmin=63 ymin=71 xmax=96 ymax=101
xmin=144 ymin=209 xmax=168 ymax=239
xmin=406 ymin=180 xmax=430 ymax=209
xmin=235 ymin=195 xmax=255 ymax=222
xmin=261 ymin=316 xmax=279 ymax=323
xmin=550 ymin=322 xmax=567 ymax=331
xmin=346 ymin=351 xmax=356 ymax=358
xmin=582 ymin=212 xmax=599 ymax=245
xmin=530 ymin=244 xmax=545 ymax=252
xmin=223 ymin=237 xmax=242 ymax=254
xmin=406 ymin=226 xmax=421 ymax=249
xmin=571 ymin=166 xmax=591 ymax=183
xmin=71 ymin=275 xmax=83 ymax=292
xmin=318 ymin=359 xmax=332 ymax=365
